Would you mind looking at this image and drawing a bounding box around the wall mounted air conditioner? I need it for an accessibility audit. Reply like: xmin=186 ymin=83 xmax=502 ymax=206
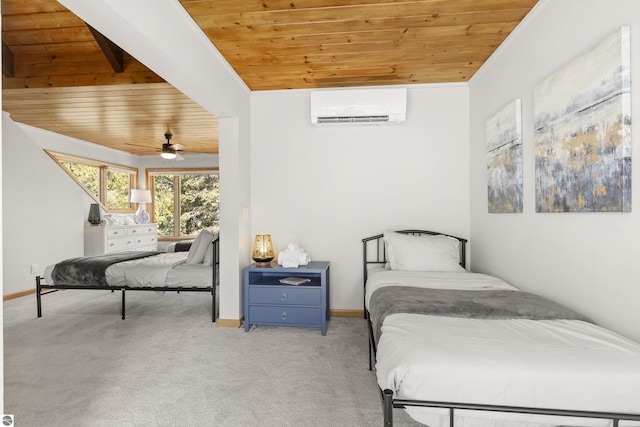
xmin=310 ymin=88 xmax=407 ymax=125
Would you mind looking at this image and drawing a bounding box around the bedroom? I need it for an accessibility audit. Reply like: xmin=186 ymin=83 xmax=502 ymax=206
xmin=2 ymin=0 xmax=640 ymax=423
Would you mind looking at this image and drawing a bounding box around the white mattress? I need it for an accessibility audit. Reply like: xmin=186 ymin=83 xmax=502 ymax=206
xmin=367 ymin=270 xmax=640 ymax=427
xmin=44 ymin=252 xmax=213 ymax=288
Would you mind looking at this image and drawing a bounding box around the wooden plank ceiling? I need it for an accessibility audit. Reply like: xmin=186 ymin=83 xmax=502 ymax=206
xmin=1 ymin=0 xmax=538 ymax=155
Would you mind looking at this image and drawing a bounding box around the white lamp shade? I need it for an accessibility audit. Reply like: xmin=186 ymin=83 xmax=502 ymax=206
xmin=130 ymin=189 xmax=152 ymax=204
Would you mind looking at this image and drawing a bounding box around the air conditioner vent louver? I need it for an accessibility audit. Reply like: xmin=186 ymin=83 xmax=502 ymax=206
xmin=310 ymin=88 xmax=407 ymax=125
xmin=316 ymin=115 xmax=390 ymax=124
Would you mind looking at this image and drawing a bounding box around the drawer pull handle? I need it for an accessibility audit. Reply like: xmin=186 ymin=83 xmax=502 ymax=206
xmin=280 ymin=293 xmax=288 ymax=301
xmin=281 ymin=312 xmax=288 ymax=320
xmin=113 ymin=231 xmax=119 ymax=235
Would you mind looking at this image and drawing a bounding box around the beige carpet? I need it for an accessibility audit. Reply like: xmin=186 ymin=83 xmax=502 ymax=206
xmin=4 ymin=289 xmax=420 ymax=426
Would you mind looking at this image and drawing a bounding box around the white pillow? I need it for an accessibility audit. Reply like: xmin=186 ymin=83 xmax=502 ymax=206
xmin=185 ymin=230 xmax=215 ymax=265
xmin=383 ymin=231 xmax=465 ymax=272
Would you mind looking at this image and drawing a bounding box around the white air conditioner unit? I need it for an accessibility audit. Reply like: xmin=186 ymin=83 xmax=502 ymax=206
xmin=310 ymin=88 xmax=407 ymax=125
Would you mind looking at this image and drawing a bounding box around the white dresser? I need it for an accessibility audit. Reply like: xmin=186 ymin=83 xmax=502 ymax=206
xmin=84 ymin=224 xmax=158 ymax=256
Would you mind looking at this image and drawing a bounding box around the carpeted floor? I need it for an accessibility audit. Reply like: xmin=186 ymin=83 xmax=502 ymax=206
xmin=4 ymin=289 xmax=421 ymax=426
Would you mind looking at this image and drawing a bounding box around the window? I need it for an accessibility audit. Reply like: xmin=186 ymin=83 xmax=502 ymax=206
xmin=106 ymin=168 xmax=135 ymax=209
xmin=47 ymin=151 xmax=137 ymax=212
xmin=148 ymin=169 xmax=219 ymax=238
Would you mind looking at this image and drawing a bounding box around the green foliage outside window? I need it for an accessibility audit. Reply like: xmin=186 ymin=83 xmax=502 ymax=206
xmin=106 ymin=169 xmax=132 ymax=210
xmin=180 ymin=174 xmax=220 ymax=236
xmin=51 ymin=152 xmax=136 ymax=212
xmin=153 ymin=175 xmax=175 ymax=237
xmin=60 ymin=160 xmax=99 ymax=199
xmin=152 ymin=172 xmax=219 ymax=237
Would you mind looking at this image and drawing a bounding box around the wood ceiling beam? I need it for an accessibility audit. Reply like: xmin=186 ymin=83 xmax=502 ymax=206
xmin=86 ymin=23 xmax=124 ymax=73
xmin=2 ymin=42 xmax=15 ymax=77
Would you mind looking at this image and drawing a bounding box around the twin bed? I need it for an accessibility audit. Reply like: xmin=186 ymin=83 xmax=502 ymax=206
xmin=36 ymin=230 xmax=219 ymax=322
xmin=363 ymin=230 xmax=640 ymax=427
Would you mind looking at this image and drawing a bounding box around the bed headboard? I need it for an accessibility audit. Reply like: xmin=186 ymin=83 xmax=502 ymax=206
xmin=361 ymin=230 xmax=467 ymax=302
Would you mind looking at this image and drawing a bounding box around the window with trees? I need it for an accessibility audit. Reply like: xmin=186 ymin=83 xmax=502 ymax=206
xmin=148 ymin=169 xmax=219 ymax=238
xmin=47 ymin=151 xmax=137 ymax=212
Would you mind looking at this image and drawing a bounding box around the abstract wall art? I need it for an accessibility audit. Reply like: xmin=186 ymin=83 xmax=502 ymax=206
xmin=487 ymin=98 xmax=523 ymax=213
xmin=534 ymin=27 xmax=631 ymax=212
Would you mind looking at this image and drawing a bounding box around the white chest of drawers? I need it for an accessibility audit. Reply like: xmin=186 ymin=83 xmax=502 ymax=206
xmin=84 ymin=224 xmax=158 ymax=256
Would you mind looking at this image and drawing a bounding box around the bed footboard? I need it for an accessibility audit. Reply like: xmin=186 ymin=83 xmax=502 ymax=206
xmin=382 ymin=389 xmax=394 ymax=427
xmin=383 ymin=391 xmax=640 ymax=427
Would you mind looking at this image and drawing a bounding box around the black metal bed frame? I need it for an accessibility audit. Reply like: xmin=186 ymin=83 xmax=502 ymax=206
xmin=362 ymin=230 xmax=640 ymax=427
xmin=36 ymin=236 xmax=220 ymax=322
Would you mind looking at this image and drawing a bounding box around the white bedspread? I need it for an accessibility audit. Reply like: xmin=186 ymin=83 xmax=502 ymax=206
xmin=44 ymin=252 xmax=212 ymax=289
xmin=368 ymin=271 xmax=640 ymax=427
xmin=106 ymin=252 xmax=188 ymax=287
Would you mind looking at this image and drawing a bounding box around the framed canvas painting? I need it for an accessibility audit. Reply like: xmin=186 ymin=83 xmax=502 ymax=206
xmin=534 ymin=27 xmax=631 ymax=212
xmin=487 ymin=98 xmax=523 ymax=213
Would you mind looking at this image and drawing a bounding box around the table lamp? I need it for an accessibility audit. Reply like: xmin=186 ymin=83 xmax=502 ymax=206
xmin=130 ymin=189 xmax=152 ymax=224
xmin=252 ymin=234 xmax=274 ymax=265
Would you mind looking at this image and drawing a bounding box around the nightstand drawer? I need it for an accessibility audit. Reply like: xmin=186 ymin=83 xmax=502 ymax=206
xmin=248 ymin=286 xmax=321 ymax=306
xmin=248 ymin=306 xmax=322 ymax=326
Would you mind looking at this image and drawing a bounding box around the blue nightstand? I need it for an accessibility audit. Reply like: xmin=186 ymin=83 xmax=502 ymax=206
xmin=243 ymin=261 xmax=330 ymax=335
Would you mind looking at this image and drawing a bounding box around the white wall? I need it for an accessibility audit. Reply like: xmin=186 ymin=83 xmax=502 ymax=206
xmin=2 ymin=115 xmax=88 ymax=295
xmin=20 ymin=124 xmax=140 ymax=170
xmin=469 ymin=0 xmax=640 ymax=342
xmin=251 ymin=85 xmax=470 ymax=311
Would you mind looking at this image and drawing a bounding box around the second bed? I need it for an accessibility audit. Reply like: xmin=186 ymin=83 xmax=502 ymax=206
xmin=37 ymin=230 xmax=219 ymax=322
xmin=364 ymin=230 xmax=640 ymax=427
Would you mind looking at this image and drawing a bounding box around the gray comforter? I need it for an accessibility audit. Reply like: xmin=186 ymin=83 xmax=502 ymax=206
xmin=51 ymin=251 xmax=161 ymax=287
xmin=369 ymin=286 xmax=593 ymax=343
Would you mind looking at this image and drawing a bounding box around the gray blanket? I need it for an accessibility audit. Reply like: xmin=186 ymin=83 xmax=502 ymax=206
xmin=51 ymin=251 xmax=161 ymax=287
xmin=369 ymin=286 xmax=593 ymax=343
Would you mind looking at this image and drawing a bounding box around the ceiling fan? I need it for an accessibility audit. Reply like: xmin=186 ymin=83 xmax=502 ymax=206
xmin=125 ymin=132 xmax=185 ymax=160
xmin=159 ymin=133 xmax=185 ymax=160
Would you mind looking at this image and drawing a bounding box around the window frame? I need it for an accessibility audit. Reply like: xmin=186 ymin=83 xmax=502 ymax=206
xmin=146 ymin=167 xmax=220 ymax=241
xmin=45 ymin=150 xmax=138 ymax=213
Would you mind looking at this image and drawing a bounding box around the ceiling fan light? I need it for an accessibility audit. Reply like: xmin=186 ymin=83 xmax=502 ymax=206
xmin=161 ymin=150 xmax=176 ymax=160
